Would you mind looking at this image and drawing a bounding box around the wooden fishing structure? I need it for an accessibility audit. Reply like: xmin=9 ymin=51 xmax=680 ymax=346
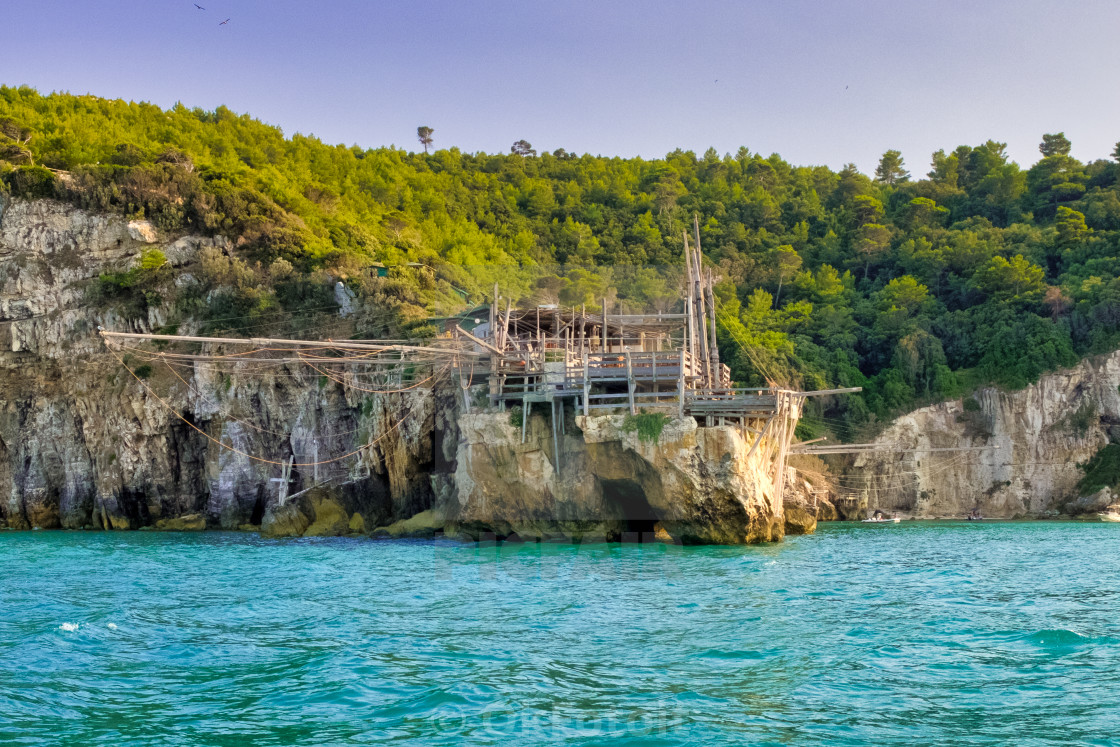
xmin=446 ymin=216 xmax=862 ymax=507
xmin=97 ymin=217 xmax=868 ymax=510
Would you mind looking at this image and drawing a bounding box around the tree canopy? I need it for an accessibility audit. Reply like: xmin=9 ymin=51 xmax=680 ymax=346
xmin=2 ymin=86 xmax=1120 ymax=440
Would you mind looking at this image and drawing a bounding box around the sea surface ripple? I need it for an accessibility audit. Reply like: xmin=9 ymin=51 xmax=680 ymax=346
xmin=3 ymin=522 xmax=1120 ymax=745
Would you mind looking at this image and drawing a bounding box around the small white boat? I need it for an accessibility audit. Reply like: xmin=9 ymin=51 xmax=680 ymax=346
xmin=1098 ymin=512 xmax=1120 ymax=522
xmin=861 ymin=517 xmax=901 ymax=524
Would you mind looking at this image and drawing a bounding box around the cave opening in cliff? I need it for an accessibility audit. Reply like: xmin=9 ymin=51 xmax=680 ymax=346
xmin=600 ymin=478 xmax=659 ymax=542
xmin=249 ymin=492 xmax=266 ymax=526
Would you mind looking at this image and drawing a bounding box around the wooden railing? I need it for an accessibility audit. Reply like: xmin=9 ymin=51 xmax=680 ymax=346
xmin=488 ymin=349 xmax=738 ymax=411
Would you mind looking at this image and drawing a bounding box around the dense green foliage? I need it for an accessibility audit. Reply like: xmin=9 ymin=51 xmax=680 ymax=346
xmin=3 ymin=87 xmax=1120 ymax=437
xmin=622 ymin=412 xmax=671 ymax=443
xmin=1078 ymin=443 xmax=1120 ymax=496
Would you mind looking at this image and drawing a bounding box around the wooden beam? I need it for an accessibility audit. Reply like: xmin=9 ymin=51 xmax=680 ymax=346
xmin=99 ymin=329 xmax=483 ymax=357
xmin=746 ymin=415 xmax=774 ymax=460
xmin=793 ymin=387 xmax=863 ymax=397
xmin=792 ymin=436 xmax=828 ymax=447
xmin=453 ymin=325 xmax=503 ymax=355
xmin=791 ymin=443 xmax=1000 ymax=455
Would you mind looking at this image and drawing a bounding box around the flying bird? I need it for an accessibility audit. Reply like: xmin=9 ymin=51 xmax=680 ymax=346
xmin=194 ymin=3 xmax=204 ymax=9
xmin=219 ymin=18 xmax=230 ymax=25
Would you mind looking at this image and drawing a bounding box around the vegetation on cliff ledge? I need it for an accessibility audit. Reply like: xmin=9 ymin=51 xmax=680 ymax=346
xmin=1078 ymin=443 xmax=1120 ymax=496
xmin=622 ymin=413 xmax=671 ymax=444
xmin=2 ymin=86 xmax=1120 ymax=439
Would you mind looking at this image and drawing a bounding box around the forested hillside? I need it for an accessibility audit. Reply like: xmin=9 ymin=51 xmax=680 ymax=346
xmin=2 ymin=85 xmax=1120 ymax=437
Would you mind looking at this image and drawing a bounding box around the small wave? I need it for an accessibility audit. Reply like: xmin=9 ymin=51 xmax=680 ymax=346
xmin=58 ymin=623 xmax=79 ymax=632
xmin=107 ymin=623 xmax=118 ymax=630
xmin=698 ymin=648 xmax=765 ymax=661
xmin=1020 ymin=628 xmax=1097 ymax=648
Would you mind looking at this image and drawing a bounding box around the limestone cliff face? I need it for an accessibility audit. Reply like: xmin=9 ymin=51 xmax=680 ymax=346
xmin=0 ymin=197 xmax=794 ymax=544
xmin=0 ymin=197 xmax=441 ymax=530
xmin=856 ymin=350 xmax=1120 ymax=518
xmin=446 ymin=412 xmax=784 ymax=544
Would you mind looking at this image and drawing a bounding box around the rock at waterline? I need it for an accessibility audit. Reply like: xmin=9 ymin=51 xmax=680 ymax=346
xmin=261 ymin=502 xmax=311 ymax=539
xmin=154 ymin=514 xmax=206 ymax=531
xmin=348 ymin=512 xmax=366 ymax=534
xmin=372 ymin=509 xmax=444 ymax=539
xmin=302 ymin=495 xmax=350 ymax=537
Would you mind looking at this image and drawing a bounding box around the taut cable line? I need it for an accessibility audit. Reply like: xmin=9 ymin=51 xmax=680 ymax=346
xmin=103 ymin=341 xmax=436 ymax=468
xmin=297 ymin=353 xmax=449 ymax=394
xmin=152 ymin=352 xmax=425 ymax=440
xmin=98 ymin=327 xmax=459 ymax=467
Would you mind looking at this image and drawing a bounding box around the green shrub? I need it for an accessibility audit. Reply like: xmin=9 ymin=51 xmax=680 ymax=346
xmin=963 ymin=397 xmax=981 ymax=412
xmin=509 ymin=406 xmax=523 ymax=428
xmin=139 ymin=248 xmax=167 ymax=271
xmin=1065 ymin=401 xmax=1098 ymax=437
xmin=622 ymin=412 xmax=670 ymax=443
xmin=1078 ymin=443 xmax=1120 ymax=495
xmin=1 ymin=165 xmax=55 ymax=198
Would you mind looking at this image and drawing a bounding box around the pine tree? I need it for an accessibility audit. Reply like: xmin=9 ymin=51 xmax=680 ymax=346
xmin=874 ymin=150 xmax=909 ymax=185
xmin=1039 ymin=132 xmax=1072 ymax=157
xmin=416 ymin=126 xmax=434 ymax=154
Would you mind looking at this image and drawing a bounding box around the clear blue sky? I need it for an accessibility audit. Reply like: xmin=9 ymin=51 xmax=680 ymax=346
xmin=3 ymin=0 xmax=1118 ymax=174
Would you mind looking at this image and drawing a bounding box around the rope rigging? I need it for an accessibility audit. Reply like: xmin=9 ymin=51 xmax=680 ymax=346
xmin=98 ymin=328 xmax=466 ymax=468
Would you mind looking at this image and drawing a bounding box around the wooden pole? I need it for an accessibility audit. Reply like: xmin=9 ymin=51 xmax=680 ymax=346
xmin=683 ymin=231 xmax=696 ymax=376
xmin=625 ymin=351 xmax=636 ymax=415
xmin=602 ymin=297 xmax=608 ymax=353
xmin=692 ymin=215 xmax=710 ymax=389
xmin=551 ymin=398 xmax=561 ymax=471
xmin=581 ymin=303 xmax=586 ymax=356
xmin=502 ymin=297 xmax=512 ymax=351
xmin=490 ymin=283 xmax=498 ymax=343
xmin=677 ymin=359 xmax=686 ymax=418
xmin=521 ymin=398 xmax=530 ymax=443
xmin=773 ymin=393 xmax=791 ymax=515
xmin=582 ymin=357 xmax=590 ymax=416
xmin=707 ymin=267 xmax=721 ymax=387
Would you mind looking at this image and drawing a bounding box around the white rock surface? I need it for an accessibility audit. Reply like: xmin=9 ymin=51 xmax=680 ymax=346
xmin=856 ymin=352 xmax=1120 ymax=517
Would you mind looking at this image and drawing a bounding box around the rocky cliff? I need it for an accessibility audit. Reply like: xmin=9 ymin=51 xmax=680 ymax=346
xmin=0 ymin=197 xmax=443 ymax=531
xmin=0 ymin=197 xmax=795 ymax=543
xmin=855 ymin=351 xmax=1120 ymax=518
xmin=445 ymin=411 xmax=785 ymax=544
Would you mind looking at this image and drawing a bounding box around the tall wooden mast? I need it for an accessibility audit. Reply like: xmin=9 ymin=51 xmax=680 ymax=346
xmin=683 ymin=231 xmax=697 ymax=375
xmin=707 ymin=267 xmax=720 ymax=387
xmin=692 ymin=214 xmax=711 ymax=388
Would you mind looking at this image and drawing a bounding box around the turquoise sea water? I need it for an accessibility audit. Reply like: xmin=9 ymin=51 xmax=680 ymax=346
xmin=2 ymin=523 xmax=1120 ymax=745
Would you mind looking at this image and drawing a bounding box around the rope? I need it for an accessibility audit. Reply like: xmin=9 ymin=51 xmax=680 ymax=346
xmin=713 ymin=299 xmax=781 ymax=386
xmin=154 ymin=353 xmax=395 ymax=440
xmin=297 ymin=353 xmax=447 ymax=394
xmin=104 ymin=341 xmax=431 ymax=468
xmin=456 ymin=353 xmax=476 ymax=390
xmin=792 ymin=451 xmax=980 ymax=495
